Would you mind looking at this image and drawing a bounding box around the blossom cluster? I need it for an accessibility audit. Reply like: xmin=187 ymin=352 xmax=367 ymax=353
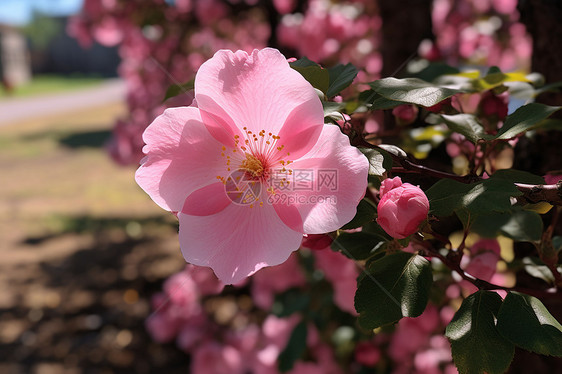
xmin=148 ymin=235 xmax=513 ymax=372
xmin=427 ymin=0 xmax=531 ymax=70
xmin=68 ymin=0 xmax=531 ymax=166
xmin=146 ymin=245 xmax=477 ymax=373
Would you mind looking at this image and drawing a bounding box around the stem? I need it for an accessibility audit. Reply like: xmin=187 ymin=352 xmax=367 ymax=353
xmin=541 ymin=206 xmax=562 ymax=288
xmin=415 ymin=236 xmax=561 ymax=300
xmin=353 ymin=136 xmax=562 ymax=205
xmin=514 ymin=182 xmax=562 ymax=205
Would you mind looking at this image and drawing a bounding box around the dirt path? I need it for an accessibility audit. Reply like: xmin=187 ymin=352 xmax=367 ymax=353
xmin=0 ymin=79 xmax=126 ymax=126
xmin=0 ymin=101 xmax=188 ymax=373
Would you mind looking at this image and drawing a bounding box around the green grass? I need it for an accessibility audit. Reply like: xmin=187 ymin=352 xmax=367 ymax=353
xmin=0 ymin=74 xmax=106 ymax=98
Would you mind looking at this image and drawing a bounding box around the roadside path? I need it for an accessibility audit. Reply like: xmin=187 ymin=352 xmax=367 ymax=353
xmin=0 ymin=79 xmax=126 ymax=126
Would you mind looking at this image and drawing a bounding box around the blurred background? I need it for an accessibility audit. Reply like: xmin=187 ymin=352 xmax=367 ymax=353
xmin=0 ymin=0 xmax=560 ymax=373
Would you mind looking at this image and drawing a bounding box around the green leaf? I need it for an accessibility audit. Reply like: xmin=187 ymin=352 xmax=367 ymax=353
xmin=522 ymin=257 xmax=556 ymax=284
xmin=323 ymin=101 xmax=346 ymax=122
xmin=327 ymin=63 xmax=359 ymax=98
xmin=440 ymin=114 xmax=488 ymax=144
xmin=355 ymin=252 xmax=432 ymax=329
xmin=473 ymin=69 xmax=532 ymax=91
xmin=377 ymin=144 xmax=407 ymax=158
xmin=359 ymin=148 xmax=390 ymax=176
xmin=535 ymin=81 xmax=562 ymax=96
xmin=278 ymin=321 xmax=308 ymax=372
xmin=369 ymin=77 xmax=464 ymax=107
xmin=364 ymin=91 xmax=405 ymax=110
xmin=446 ymin=291 xmax=514 ymax=374
xmin=471 ymin=208 xmax=543 ymax=242
xmin=331 ymin=231 xmax=384 ymax=260
xmin=495 ymin=103 xmax=561 ymax=140
xmin=291 ymin=64 xmax=330 ymax=95
xmin=412 ymin=62 xmax=460 ymax=83
xmin=533 ymin=118 xmax=562 ymax=132
xmin=163 ymin=79 xmax=194 ymax=101
xmin=491 ymin=169 xmax=546 ymax=185
xmin=341 ymin=199 xmax=377 ymax=230
xmin=497 ymin=292 xmax=562 ymax=357
xmin=426 ymin=178 xmax=522 ymax=218
xmin=289 ymin=56 xmax=319 ymax=68
xmin=497 ymin=209 xmax=543 ymax=242
xmin=358 ymin=90 xmax=404 ymax=110
xmin=273 ymin=289 xmax=310 ymax=317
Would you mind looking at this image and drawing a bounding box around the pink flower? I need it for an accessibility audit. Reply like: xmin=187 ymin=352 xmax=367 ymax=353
xmin=376 ymin=177 xmax=429 ymax=239
xmin=392 ymin=104 xmax=419 ymax=126
xmin=251 ymin=252 xmax=306 ymax=310
xmin=288 ymin=362 xmax=325 ymax=374
xmin=465 ymin=251 xmax=499 ymax=282
xmin=191 ymin=342 xmax=243 ymax=373
xmin=314 ymin=249 xmax=359 ymax=314
xmin=544 ymin=174 xmax=562 ymax=185
xmin=470 ymin=238 xmax=501 ymax=257
xmin=301 ymin=234 xmax=333 ymax=250
xmin=186 ymin=264 xmax=225 ymax=296
xmin=135 ymin=48 xmax=368 ymax=284
xmin=176 ymin=312 xmax=210 ymax=352
xmin=354 ymin=341 xmax=381 ymax=367
xmin=145 ymin=312 xmax=178 ymax=343
xmin=479 ymin=91 xmax=508 ymax=120
xmin=273 ymin=0 xmax=296 ymax=14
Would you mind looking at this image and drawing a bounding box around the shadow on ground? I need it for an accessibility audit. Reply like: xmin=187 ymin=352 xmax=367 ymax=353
xmin=0 ymin=215 xmax=190 ymax=374
xmin=57 ymin=130 xmax=112 ymax=149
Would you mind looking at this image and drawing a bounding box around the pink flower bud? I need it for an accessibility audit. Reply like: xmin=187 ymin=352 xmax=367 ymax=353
xmin=301 ymin=234 xmax=333 ymax=250
xmin=544 ymin=174 xmax=562 ymax=185
xmin=376 ymin=177 xmax=429 ymax=239
xmin=392 ymin=104 xmax=419 ymax=126
xmin=354 ymin=342 xmax=381 ymax=367
xmin=426 ymin=98 xmax=452 ymax=113
xmin=479 ymin=91 xmax=508 ymax=120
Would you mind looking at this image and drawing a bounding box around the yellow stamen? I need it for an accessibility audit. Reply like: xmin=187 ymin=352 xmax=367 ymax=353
xmin=241 ymin=153 xmax=264 ymax=178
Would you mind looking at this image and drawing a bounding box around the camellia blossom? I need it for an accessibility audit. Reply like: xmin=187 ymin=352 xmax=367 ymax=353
xmin=376 ymin=177 xmax=429 ymax=239
xmin=136 ymin=48 xmax=368 ymax=284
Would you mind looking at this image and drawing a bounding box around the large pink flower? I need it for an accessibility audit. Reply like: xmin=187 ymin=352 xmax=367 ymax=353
xmin=136 ymin=48 xmax=368 ymax=284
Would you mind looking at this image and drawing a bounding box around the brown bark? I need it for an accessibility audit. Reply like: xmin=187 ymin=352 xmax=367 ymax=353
xmin=512 ymin=4 xmax=562 ymax=372
xmin=515 ymin=0 xmax=562 ymax=174
xmin=378 ymin=0 xmax=434 ymax=77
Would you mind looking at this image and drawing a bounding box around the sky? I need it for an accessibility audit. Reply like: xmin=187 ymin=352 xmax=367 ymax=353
xmin=0 ymin=0 xmax=83 ymax=25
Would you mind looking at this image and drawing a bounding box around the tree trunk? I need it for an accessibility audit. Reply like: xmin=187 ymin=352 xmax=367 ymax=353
xmin=512 ymin=2 xmax=562 ymax=372
xmin=515 ymin=0 xmax=562 ymax=174
xmin=378 ymin=0 xmax=434 ymax=77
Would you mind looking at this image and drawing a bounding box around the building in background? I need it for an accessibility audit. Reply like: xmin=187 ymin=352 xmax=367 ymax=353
xmin=0 ymin=23 xmax=32 ymax=88
xmin=26 ymin=15 xmax=120 ymax=77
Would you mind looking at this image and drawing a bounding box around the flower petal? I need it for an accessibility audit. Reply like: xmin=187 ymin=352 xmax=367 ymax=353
xmin=275 ymin=98 xmax=324 ymax=160
xmin=272 ymin=202 xmax=304 ymax=233
xmin=197 ymin=99 xmax=241 ymax=147
xmin=195 ymin=48 xmax=322 ymax=136
xmin=182 ymin=182 xmax=232 ymax=216
xmin=178 ymin=202 xmax=304 ymax=284
xmin=277 ymin=124 xmax=368 ymax=233
xmin=135 ymin=107 xmax=225 ymax=212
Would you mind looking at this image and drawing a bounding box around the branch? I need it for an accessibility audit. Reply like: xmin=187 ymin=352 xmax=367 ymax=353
xmin=353 ymin=136 xmax=562 ymax=205
xmin=415 ymin=236 xmax=561 ymax=300
xmin=514 ymin=182 xmax=562 ymax=206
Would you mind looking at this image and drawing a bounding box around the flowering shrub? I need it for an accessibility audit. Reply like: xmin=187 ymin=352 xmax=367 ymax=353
xmin=69 ymin=1 xmax=562 ymax=373
xmin=69 ymin=0 xmax=530 ymax=166
xmin=137 ymin=46 xmax=562 ymax=373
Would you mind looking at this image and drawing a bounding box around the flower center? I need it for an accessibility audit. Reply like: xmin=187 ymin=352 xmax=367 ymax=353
xmin=216 ymin=127 xmax=294 ymax=207
xmin=241 ymin=153 xmax=264 ymax=178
